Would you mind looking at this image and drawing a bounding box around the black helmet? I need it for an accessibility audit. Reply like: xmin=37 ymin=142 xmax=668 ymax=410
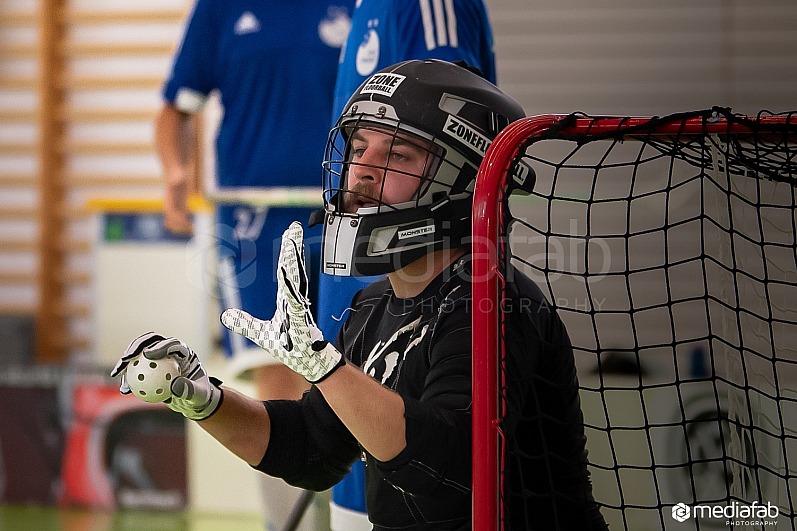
xmin=317 ymin=59 xmax=529 ymax=277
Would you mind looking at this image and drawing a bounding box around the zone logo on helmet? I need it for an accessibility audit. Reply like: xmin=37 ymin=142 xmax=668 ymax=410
xmin=313 ymin=59 xmax=533 ymax=277
xmin=361 ymin=73 xmax=407 ymax=96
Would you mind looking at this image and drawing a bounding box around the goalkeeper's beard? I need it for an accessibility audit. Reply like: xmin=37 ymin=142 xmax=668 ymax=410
xmin=342 ymin=184 xmax=382 ymax=213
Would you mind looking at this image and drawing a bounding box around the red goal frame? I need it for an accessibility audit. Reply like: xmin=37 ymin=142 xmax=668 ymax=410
xmin=470 ymin=111 xmax=796 ymax=530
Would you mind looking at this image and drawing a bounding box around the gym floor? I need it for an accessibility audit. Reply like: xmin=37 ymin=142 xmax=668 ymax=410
xmin=0 ymin=505 xmax=262 ymax=531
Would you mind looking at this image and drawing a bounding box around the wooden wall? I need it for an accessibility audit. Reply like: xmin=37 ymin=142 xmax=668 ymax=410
xmin=0 ymin=0 xmax=189 ymax=362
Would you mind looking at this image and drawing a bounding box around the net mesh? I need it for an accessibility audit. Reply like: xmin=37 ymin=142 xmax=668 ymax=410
xmin=490 ymin=109 xmax=797 ymax=530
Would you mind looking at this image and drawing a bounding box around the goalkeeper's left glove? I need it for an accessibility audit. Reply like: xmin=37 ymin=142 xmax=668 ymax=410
xmin=111 ymin=332 xmax=223 ymax=420
xmin=221 ymin=222 xmax=345 ymax=384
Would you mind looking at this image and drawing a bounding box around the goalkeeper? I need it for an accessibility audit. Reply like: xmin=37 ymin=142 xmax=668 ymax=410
xmin=112 ymin=60 xmax=607 ymax=530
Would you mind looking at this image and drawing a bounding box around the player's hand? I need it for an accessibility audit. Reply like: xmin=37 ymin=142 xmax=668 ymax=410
xmin=164 ymin=208 xmax=193 ymax=235
xmin=164 ymin=171 xmax=194 ymax=234
xmin=111 ymin=332 xmax=223 ymax=420
xmin=220 ymin=222 xmax=345 ymax=383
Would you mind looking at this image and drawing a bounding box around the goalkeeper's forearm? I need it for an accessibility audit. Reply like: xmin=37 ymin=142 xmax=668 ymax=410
xmin=195 ymin=385 xmax=272 ymax=466
xmin=316 ymin=363 xmax=407 ymax=463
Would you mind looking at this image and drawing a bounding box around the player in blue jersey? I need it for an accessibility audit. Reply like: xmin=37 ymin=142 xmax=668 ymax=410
xmin=155 ymin=2 xmax=353 ymax=530
xmin=316 ymin=2 xmax=497 ymax=528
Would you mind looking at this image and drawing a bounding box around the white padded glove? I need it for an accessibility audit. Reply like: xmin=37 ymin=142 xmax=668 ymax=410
xmin=221 ymin=222 xmax=345 ymax=383
xmin=111 ymin=332 xmax=223 ymax=420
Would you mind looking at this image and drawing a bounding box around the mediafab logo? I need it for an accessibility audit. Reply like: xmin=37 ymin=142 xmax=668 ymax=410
xmin=671 ymin=501 xmax=779 ymax=526
xmin=671 ymin=503 xmax=691 ymax=522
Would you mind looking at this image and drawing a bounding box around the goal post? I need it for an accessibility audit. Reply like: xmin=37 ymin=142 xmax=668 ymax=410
xmin=472 ymin=109 xmax=797 ymax=530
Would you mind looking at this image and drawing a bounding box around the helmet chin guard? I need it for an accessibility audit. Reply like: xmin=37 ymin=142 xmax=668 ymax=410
xmin=321 ymin=194 xmax=473 ymax=277
xmin=318 ymin=59 xmax=528 ymax=277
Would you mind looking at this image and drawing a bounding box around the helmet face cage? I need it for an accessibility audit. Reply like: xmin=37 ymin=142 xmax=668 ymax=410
xmin=318 ymin=60 xmax=527 ymax=277
xmin=323 ymin=114 xmax=450 ymax=218
xmin=320 ymin=104 xmax=478 ymax=277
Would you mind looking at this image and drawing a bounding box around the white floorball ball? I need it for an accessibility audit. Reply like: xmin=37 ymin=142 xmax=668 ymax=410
xmin=126 ymin=355 xmax=179 ymax=403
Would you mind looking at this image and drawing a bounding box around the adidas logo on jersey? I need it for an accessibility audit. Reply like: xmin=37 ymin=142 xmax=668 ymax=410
xmin=234 ymin=11 xmax=261 ymax=35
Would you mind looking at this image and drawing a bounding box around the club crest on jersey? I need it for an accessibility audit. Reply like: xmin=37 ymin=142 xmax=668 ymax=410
xmin=234 ymin=11 xmax=261 ymax=35
xmin=361 ymin=73 xmax=406 ymax=96
xmin=444 ymin=115 xmax=491 ymax=156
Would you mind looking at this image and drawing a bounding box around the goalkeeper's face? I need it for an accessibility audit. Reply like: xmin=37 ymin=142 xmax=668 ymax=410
xmin=342 ymin=126 xmax=439 ymax=214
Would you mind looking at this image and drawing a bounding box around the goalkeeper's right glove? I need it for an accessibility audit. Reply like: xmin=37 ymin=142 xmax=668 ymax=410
xmin=221 ymin=222 xmax=345 ymax=384
xmin=111 ymin=332 xmax=223 ymax=421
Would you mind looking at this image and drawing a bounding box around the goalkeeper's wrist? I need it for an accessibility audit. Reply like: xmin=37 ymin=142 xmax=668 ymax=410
xmin=195 ymin=377 xmax=224 ymax=421
xmin=194 ymin=386 xmax=224 ymax=421
xmin=306 ymin=342 xmax=347 ymax=384
xmin=173 ymin=376 xmax=224 ymax=421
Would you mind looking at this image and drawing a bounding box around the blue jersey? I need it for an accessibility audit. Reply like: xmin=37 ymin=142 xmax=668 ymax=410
xmin=162 ymin=1 xmax=353 ymax=372
xmin=324 ymin=2 xmax=496 ymax=528
xmin=163 ymin=0 xmax=354 ymax=188
xmin=332 ymin=0 xmax=496 ymax=118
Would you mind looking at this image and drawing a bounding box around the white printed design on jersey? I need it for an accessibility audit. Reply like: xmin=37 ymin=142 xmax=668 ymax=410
xmin=419 ymin=0 xmax=458 ymax=51
xmin=319 ymin=6 xmax=352 ymax=48
xmin=363 ymin=317 xmax=429 ymax=385
xmin=233 ymin=206 xmax=268 ymax=240
xmin=356 ymin=20 xmax=380 ymax=76
xmin=234 ymin=11 xmax=261 ymax=35
xmin=174 ymin=87 xmax=208 ymax=113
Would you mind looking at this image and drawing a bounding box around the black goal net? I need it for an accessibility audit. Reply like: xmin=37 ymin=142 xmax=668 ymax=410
xmin=472 ymin=108 xmax=797 ymax=530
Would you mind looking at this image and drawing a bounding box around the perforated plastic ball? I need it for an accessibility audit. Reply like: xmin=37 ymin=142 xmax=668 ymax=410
xmin=126 ymin=355 xmax=179 ymax=403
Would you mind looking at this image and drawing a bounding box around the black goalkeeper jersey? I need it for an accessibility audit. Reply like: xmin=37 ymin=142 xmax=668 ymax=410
xmin=256 ymin=256 xmax=607 ymax=530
